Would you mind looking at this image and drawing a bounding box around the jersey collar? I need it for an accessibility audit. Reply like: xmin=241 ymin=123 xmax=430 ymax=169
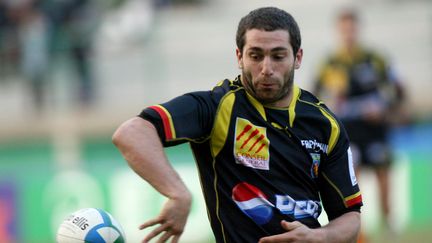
xmin=245 ymin=85 xmax=301 ymax=127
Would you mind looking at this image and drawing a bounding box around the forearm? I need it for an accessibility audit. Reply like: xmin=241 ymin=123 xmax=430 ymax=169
xmin=112 ymin=117 xmax=191 ymax=201
xmin=315 ymin=211 xmax=361 ymax=243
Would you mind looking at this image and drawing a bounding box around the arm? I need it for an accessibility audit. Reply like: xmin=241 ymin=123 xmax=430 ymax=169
xmin=259 ymin=211 xmax=360 ymax=243
xmin=112 ymin=117 xmax=191 ymax=243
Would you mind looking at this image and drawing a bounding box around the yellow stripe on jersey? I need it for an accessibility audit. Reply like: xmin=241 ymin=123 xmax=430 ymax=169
xmin=345 ymin=191 xmax=362 ymax=201
xmin=212 ymin=155 xmax=227 ymax=243
xmin=210 ymin=90 xmax=238 ymax=243
xmin=152 ymin=105 xmax=176 ymax=140
xmin=345 ymin=191 xmax=363 ymax=207
xmin=288 ymin=85 xmax=300 ymax=127
xmin=246 ymin=92 xmax=267 ymax=121
xmin=215 ymin=79 xmax=226 ymax=87
xmin=322 ymin=172 xmax=362 ymax=208
xmin=318 ymin=108 xmax=340 ymax=154
xmin=211 ymin=91 xmax=236 ymax=157
xmin=298 ymin=97 xmax=340 ymax=155
xmin=322 ymin=172 xmax=347 ymax=207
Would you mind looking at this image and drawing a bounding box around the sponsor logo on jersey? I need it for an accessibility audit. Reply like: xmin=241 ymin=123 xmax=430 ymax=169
xmin=232 ymin=182 xmax=274 ymax=225
xmin=301 ymin=140 xmax=328 ymax=154
xmin=232 ymin=182 xmax=321 ymax=226
xmin=234 ymin=118 xmax=270 ymax=170
xmin=310 ymin=153 xmax=321 ymax=178
xmin=347 ymin=147 xmax=358 ymax=186
xmin=275 ymin=194 xmax=321 ymax=219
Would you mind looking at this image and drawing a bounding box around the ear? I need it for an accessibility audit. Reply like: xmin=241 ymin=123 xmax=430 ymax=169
xmin=236 ymin=48 xmax=243 ymax=69
xmin=294 ymin=48 xmax=303 ymax=69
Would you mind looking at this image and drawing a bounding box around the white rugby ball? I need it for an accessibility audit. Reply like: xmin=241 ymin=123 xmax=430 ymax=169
xmin=57 ymin=208 xmax=126 ymax=243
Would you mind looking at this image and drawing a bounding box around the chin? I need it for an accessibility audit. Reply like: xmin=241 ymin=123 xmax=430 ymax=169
xmin=257 ymin=96 xmax=279 ymax=105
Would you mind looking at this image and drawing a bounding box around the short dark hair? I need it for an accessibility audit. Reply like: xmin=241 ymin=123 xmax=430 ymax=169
xmin=337 ymin=8 xmax=359 ymax=23
xmin=236 ymin=7 xmax=301 ymax=56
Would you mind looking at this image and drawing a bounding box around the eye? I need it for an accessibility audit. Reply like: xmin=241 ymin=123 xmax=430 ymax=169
xmin=248 ymin=52 xmax=262 ymax=61
xmin=272 ymin=53 xmax=287 ymax=61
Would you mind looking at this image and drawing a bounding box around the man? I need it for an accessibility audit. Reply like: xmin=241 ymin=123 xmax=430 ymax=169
xmin=314 ymin=8 xmax=404 ymax=237
xmin=113 ymin=7 xmax=362 ymax=243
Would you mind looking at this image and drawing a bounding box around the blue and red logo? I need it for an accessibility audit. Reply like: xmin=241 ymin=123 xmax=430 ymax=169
xmin=232 ymin=182 xmax=322 ymax=225
xmin=232 ymin=182 xmax=274 ymax=225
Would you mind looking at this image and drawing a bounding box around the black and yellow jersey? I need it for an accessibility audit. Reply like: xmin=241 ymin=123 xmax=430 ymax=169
xmin=139 ymin=76 xmax=362 ymax=243
xmin=314 ymin=46 xmax=398 ymax=124
xmin=314 ymin=46 xmax=402 ymax=151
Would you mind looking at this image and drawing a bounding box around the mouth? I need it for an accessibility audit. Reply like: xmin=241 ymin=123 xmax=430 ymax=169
xmin=258 ymin=82 xmax=277 ymax=89
xmin=258 ymin=77 xmax=278 ymax=86
xmin=261 ymin=83 xmax=275 ymax=87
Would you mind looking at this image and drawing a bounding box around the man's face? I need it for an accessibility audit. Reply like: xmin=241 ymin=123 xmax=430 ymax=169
xmin=338 ymin=18 xmax=358 ymax=47
xmin=236 ymin=29 xmax=302 ymax=106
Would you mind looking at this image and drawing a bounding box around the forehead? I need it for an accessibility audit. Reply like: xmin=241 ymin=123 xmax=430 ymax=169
xmin=244 ymin=29 xmax=291 ymax=51
xmin=338 ymin=16 xmax=357 ymax=27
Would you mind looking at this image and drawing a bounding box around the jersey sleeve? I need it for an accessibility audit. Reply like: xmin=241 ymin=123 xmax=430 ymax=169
xmin=138 ymin=91 xmax=217 ymax=147
xmin=318 ymin=124 xmax=363 ymax=220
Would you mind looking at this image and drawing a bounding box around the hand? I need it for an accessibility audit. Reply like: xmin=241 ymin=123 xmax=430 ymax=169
xmin=361 ymin=101 xmax=385 ymax=123
xmin=258 ymin=220 xmax=320 ymax=243
xmin=139 ymin=195 xmax=192 ymax=243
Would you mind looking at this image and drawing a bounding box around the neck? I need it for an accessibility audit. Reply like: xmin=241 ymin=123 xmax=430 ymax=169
xmin=268 ymin=90 xmax=293 ymax=108
xmin=343 ymin=41 xmax=358 ymax=53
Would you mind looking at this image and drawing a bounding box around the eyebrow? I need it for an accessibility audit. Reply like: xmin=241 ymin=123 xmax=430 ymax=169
xmin=247 ymin=47 xmax=289 ymax=52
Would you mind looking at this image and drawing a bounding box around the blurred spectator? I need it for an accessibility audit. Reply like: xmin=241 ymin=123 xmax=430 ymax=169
xmin=97 ymin=0 xmax=154 ymax=49
xmin=0 ymin=0 xmax=21 ymax=79
xmin=42 ymin=0 xmax=100 ymax=106
xmin=15 ymin=0 xmax=49 ymax=110
xmin=313 ymin=8 xmax=406 ymax=242
xmin=1 ymin=0 xmax=100 ymax=111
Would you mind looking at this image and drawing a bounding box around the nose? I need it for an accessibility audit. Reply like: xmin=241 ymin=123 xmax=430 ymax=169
xmin=261 ymin=57 xmax=274 ymax=76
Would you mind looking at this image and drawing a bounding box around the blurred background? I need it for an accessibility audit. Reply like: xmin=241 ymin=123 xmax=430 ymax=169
xmin=0 ymin=0 xmax=431 ymax=242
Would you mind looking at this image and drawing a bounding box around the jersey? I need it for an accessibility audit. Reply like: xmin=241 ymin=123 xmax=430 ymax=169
xmin=315 ymin=46 xmax=399 ymax=166
xmin=139 ymin=76 xmax=362 ymax=243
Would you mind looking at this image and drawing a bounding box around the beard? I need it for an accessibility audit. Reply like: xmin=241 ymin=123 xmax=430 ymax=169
xmin=242 ymin=67 xmax=295 ymax=105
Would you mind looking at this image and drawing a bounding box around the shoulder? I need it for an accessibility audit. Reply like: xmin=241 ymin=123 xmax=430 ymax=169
xmin=297 ymin=88 xmax=338 ymax=121
xmin=360 ymin=46 xmax=388 ymax=65
xmin=299 ymin=88 xmax=339 ymax=121
xmin=321 ymin=48 xmax=343 ymax=65
xmin=296 ymin=88 xmax=345 ymax=153
xmin=212 ymin=77 xmax=242 ymax=92
xmin=298 ymin=88 xmax=321 ymax=104
xmin=177 ymin=77 xmax=242 ymax=105
xmin=210 ymin=76 xmax=244 ymax=101
xmin=295 ymin=88 xmax=337 ymax=121
xmin=361 ymin=46 xmax=385 ymax=58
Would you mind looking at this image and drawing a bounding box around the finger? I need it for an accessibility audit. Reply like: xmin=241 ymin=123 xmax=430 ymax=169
xmin=157 ymin=231 xmax=173 ymax=243
xmin=170 ymin=235 xmax=180 ymax=243
xmin=139 ymin=218 xmax=163 ymax=230
xmin=281 ymin=220 xmax=302 ymax=231
xmin=143 ymin=224 xmax=169 ymax=242
xmin=259 ymin=235 xmax=290 ymax=243
xmin=259 ymin=222 xmax=301 ymax=243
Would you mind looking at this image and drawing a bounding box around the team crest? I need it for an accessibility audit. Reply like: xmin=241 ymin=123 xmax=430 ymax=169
xmin=234 ymin=118 xmax=270 ymax=170
xmin=310 ymin=153 xmax=321 ymax=178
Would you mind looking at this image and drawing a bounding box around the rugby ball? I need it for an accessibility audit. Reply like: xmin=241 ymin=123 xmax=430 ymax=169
xmin=56 ymin=208 xmax=126 ymax=243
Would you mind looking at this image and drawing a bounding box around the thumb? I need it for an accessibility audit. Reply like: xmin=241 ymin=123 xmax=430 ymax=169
xmin=281 ymin=220 xmax=302 ymax=231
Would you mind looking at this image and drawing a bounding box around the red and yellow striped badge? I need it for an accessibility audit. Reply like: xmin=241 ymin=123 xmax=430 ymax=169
xmin=234 ymin=118 xmax=270 ymax=170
